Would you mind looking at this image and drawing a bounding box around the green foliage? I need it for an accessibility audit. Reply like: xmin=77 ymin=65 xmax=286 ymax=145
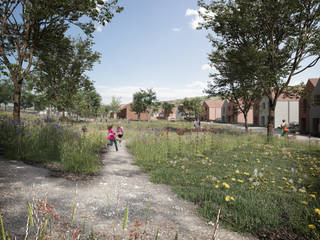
xmin=127 ymin=125 xmax=320 ymax=239
xmin=33 ymin=37 xmax=101 ymax=115
xmin=131 ymin=88 xmax=158 ymax=120
xmin=0 ymin=116 xmax=107 ymax=174
xmin=0 ymin=78 xmax=13 ymax=109
xmin=109 ymin=96 xmax=122 ymax=118
xmin=199 ymin=0 xmax=320 ymax=135
xmin=162 ymin=102 xmax=175 ymax=119
xmin=178 ymin=97 xmax=203 ymax=120
xmin=0 ymin=0 xmax=122 ymax=122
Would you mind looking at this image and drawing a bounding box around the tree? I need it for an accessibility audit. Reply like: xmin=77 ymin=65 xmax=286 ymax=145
xmin=205 ymin=43 xmax=264 ymax=131
xmin=162 ymin=102 xmax=175 ymax=120
xmin=109 ymin=96 xmax=121 ymax=119
xmin=73 ymin=88 xmax=102 ymax=118
xmin=131 ymin=89 xmax=157 ymax=121
xmin=199 ymin=0 xmax=320 ymax=136
xmin=33 ymin=37 xmax=100 ymax=118
xmin=178 ymin=97 xmax=203 ymax=122
xmin=0 ymin=0 xmax=122 ymax=122
xmin=0 ymin=78 xmax=13 ymax=111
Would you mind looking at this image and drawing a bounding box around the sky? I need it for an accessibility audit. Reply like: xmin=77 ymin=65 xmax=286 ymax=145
xmin=86 ymin=0 xmax=320 ymax=105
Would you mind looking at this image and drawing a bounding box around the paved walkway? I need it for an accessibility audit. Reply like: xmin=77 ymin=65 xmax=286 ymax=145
xmin=0 ymin=141 xmax=256 ymax=240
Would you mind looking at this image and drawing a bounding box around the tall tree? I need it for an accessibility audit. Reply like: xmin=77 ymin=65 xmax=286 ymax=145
xmin=33 ymin=37 xmax=100 ymax=118
xmin=0 ymin=0 xmax=122 ymax=122
xmin=178 ymin=97 xmax=203 ymax=122
xmin=199 ymin=0 xmax=320 ymax=136
xmin=162 ymin=102 xmax=175 ymax=120
xmin=131 ymin=89 xmax=157 ymax=121
xmin=205 ymin=44 xmax=264 ymax=131
xmin=109 ymin=96 xmax=121 ymax=119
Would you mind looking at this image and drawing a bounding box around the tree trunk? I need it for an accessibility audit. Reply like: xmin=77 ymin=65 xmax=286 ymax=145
xmin=138 ymin=112 xmax=140 ymax=121
xmin=267 ymin=100 xmax=276 ymax=137
xmin=244 ymin=113 xmax=248 ymax=132
xmin=114 ymin=113 xmax=117 ymax=119
xmin=13 ymin=80 xmax=22 ymax=123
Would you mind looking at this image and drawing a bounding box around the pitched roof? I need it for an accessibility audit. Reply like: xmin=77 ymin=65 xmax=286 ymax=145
xmin=308 ymin=78 xmax=319 ymax=87
xmin=204 ymin=100 xmax=224 ymax=108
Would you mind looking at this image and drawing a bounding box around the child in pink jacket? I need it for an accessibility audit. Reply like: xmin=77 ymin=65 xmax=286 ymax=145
xmin=107 ymin=125 xmax=118 ymax=151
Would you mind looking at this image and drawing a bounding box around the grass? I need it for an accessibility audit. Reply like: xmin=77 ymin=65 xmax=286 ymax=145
xmin=126 ymin=123 xmax=320 ymax=239
xmin=0 ymin=112 xmax=107 ymax=174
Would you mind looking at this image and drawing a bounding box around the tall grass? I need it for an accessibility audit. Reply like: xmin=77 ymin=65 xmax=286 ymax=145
xmin=127 ymin=126 xmax=320 ymax=239
xmin=0 ymin=115 xmax=107 ymax=174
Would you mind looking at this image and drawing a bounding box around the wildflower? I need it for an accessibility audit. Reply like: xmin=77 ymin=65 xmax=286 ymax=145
xmin=308 ymin=224 xmax=316 ymax=229
xmin=301 ymin=201 xmax=308 ymax=205
xmin=243 ymin=172 xmax=250 ymax=176
xmin=231 ymin=196 xmax=235 ymax=201
xmin=314 ymin=209 xmax=320 ymax=215
xmin=310 ymin=194 xmax=316 ymax=199
xmin=222 ymin=182 xmax=230 ymax=189
xmin=282 ymin=177 xmax=287 ymax=181
xmin=215 ymin=184 xmax=219 ymax=189
xmin=225 ymin=195 xmax=231 ymax=202
xmin=231 ymin=178 xmax=236 ymax=182
xmin=237 ymin=179 xmax=244 ymax=183
xmin=235 ymin=170 xmax=240 ymax=174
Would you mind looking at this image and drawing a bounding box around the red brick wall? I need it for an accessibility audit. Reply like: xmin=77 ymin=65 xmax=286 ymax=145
xmin=299 ymin=81 xmax=315 ymax=133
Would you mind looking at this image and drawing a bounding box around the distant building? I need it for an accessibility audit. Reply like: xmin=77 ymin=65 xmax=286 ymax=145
xmin=117 ymin=103 xmax=148 ymax=121
xmin=167 ymin=107 xmax=184 ymax=121
xmin=258 ymin=94 xmax=299 ymax=127
xmin=299 ymin=78 xmax=319 ymax=134
xmin=202 ymin=100 xmax=224 ymax=121
xmin=309 ymin=79 xmax=320 ymax=136
xmin=221 ymin=100 xmax=254 ymax=124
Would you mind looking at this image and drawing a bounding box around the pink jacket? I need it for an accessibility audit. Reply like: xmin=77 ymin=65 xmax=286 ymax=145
xmin=107 ymin=129 xmax=116 ymax=140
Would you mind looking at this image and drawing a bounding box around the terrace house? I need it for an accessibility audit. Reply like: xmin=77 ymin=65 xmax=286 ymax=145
xmin=258 ymin=94 xmax=299 ymax=127
xmin=309 ymin=79 xmax=320 ymax=136
xmin=299 ymin=78 xmax=319 ymax=134
xmin=202 ymin=100 xmax=224 ymax=122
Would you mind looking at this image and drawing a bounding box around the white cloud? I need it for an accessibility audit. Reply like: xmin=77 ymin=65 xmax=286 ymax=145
xmin=172 ymin=28 xmax=182 ymax=32
xmin=201 ymin=64 xmax=212 ymax=70
xmin=185 ymin=7 xmax=215 ymax=30
xmin=95 ymin=82 xmax=208 ymax=104
xmin=96 ymin=25 xmax=103 ymax=32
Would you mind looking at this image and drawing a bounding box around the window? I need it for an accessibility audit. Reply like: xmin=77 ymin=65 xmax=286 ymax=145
xmin=314 ymin=95 xmax=320 ymax=105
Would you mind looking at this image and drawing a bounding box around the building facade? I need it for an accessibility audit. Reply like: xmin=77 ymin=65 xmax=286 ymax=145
xmin=202 ymin=100 xmax=224 ymax=121
xmin=310 ymin=79 xmax=320 ymax=136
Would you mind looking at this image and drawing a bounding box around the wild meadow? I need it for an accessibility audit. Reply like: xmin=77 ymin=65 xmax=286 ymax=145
xmin=126 ymin=121 xmax=320 ymax=239
xmin=0 ymin=112 xmax=107 ymax=174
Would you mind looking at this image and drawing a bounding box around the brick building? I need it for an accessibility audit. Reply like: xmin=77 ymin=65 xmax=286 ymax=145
xmin=299 ymin=78 xmax=319 ymax=134
xmin=202 ymin=100 xmax=224 ymax=121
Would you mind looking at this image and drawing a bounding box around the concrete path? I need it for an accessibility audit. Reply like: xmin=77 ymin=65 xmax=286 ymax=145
xmin=0 ymin=142 xmax=256 ymax=240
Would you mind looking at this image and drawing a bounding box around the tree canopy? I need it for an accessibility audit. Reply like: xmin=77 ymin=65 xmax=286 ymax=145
xmin=0 ymin=0 xmax=122 ymax=122
xmin=199 ymin=0 xmax=320 ymax=136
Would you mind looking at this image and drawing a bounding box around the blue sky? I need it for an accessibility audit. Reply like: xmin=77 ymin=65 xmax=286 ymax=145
xmin=87 ymin=0 xmax=320 ymax=104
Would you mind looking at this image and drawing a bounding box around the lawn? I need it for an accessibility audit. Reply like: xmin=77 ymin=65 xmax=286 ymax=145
xmin=126 ymin=121 xmax=320 ymax=239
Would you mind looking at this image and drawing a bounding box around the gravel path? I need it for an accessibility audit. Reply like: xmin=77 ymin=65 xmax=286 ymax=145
xmin=0 ymin=141 xmax=256 ymax=240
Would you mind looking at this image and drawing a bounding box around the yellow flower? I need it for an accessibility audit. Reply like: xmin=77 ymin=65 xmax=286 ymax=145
xmin=308 ymin=224 xmax=316 ymax=229
xmin=282 ymin=177 xmax=287 ymax=181
xmin=215 ymin=184 xmax=219 ymax=189
xmin=237 ymin=179 xmax=244 ymax=183
xmin=231 ymin=196 xmax=235 ymax=201
xmin=225 ymin=195 xmax=231 ymax=202
xmin=310 ymin=194 xmax=316 ymax=199
xmin=222 ymin=182 xmax=230 ymax=189
xmin=235 ymin=170 xmax=240 ymax=174
xmin=314 ymin=208 xmax=320 ymax=215
xmin=271 ymin=181 xmax=275 ymax=184
xmin=243 ymin=172 xmax=250 ymax=176
xmin=301 ymin=201 xmax=308 ymax=205
xmin=231 ymin=178 xmax=236 ymax=182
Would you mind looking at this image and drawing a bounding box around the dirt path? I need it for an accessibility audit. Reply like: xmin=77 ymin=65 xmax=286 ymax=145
xmin=0 ymin=141 xmax=256 ymax=240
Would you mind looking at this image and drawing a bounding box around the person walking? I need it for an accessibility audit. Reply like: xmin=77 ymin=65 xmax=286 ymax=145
xmin=107 ymin=125 xmax=118 ymax=151
xmin=117 ymin=125 xmax=124 ymax=146
xmin=281 ymin=119 xmax=289 ymax=137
